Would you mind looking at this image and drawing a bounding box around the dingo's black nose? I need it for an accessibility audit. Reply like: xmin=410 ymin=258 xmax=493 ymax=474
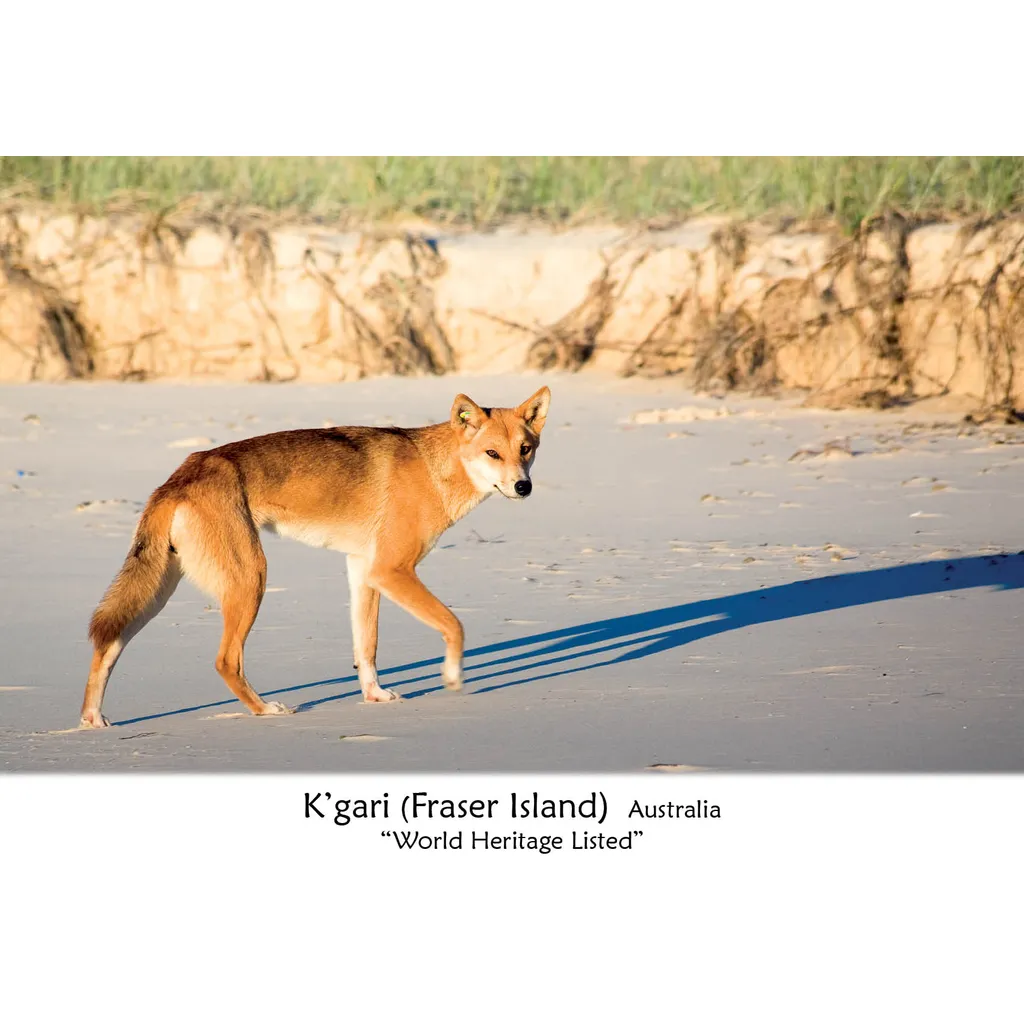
xmin=514 ymin=480 xmax=532 ymax=497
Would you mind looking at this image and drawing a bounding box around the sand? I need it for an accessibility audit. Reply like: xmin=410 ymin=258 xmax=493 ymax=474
xmin=1 ymin=373 xmax=1022 ymax=771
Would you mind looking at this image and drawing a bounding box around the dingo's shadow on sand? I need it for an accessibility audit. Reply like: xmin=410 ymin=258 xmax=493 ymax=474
xmin=114 ymin=554 xmax=1024 ymax=726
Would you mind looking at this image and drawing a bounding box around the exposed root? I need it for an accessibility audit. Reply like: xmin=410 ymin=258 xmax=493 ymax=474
xmin=301 ymin=233 xmax=455 ymax=377
xmin=620 ymin=212 xmax=1024 ymax=413
xmin=526 ymin=246 xmax=653 ymax=371
xmin=0 ymin=233 xmax=95 ymax=379
xmin=364 ymin=237 xmax=455 ymax=375
xmin=691 ymin=309 xmax=776 ymax=394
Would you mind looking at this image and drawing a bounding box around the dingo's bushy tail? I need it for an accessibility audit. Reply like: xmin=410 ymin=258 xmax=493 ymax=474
xmin=88 ymin=497 xmax=178 ymax=648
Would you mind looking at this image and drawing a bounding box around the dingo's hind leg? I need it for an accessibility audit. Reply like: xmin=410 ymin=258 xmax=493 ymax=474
xmin=215 ymin=581 xmax=290 ymax=716
xmin=80 ymin=558 xmax=182 ymax=729
xmin=81 ymin=645 xmax=121 ymax=729
xmin=173 ymin=502 xmax=292 ymax=717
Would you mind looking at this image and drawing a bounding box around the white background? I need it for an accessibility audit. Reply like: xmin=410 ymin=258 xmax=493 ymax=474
xmin=3 ymin=1 xmax=1022 ymax=1019
xmin=4 ymin=774 xmax=1021 ymax=1019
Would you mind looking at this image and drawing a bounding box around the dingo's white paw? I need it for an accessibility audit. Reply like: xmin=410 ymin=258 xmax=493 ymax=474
xmin=257 ymin=700 xmax=294 ymax=716
xmin=363 ymin=684 xmax=402 ymax=703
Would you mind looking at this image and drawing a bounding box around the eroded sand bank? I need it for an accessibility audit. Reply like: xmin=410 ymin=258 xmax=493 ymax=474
xmin=3 ymin=213 xmax=1024 ymax=413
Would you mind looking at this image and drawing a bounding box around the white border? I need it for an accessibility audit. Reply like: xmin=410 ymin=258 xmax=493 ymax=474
xmin=4 ymin=3 xmax=1016 ymax=155
xmin=3 ymin=773 xmax=1022 ymax=1019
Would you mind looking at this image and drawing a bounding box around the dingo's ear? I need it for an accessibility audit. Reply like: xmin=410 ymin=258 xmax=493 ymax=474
xmin=451 ymin=394 xmax=487 ymax=436
xmin=516 ymin=386 xmax=550 ymax=434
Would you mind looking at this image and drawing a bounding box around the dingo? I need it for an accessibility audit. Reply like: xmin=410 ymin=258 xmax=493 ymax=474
xmin=79 ymin=387 xmax=550 ymax=728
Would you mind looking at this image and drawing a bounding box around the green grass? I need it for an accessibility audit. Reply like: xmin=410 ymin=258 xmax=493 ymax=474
xmin=2 ymin=156 xmax=1023 ymax=232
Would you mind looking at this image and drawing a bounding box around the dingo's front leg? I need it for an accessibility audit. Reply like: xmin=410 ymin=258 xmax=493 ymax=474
xmin=369 ymin=565 xmax=464 ymax=692
xmin=347 ymin=555 xmax=400 ymax=702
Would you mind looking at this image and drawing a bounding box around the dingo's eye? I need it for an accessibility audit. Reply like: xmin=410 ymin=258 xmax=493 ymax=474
xmin=485 ymin=449 xmax=501 ymax=460
xmin=520 ymin=444 xmax=532 ymax=457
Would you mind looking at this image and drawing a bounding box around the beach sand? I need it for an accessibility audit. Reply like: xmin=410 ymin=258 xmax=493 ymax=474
xmin=1 ymin=373 xmax=1021 ymax=771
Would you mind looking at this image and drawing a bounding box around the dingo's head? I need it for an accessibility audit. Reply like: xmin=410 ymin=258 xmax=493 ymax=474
xmin=451 ymin=387 xmax=551 ymax=500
